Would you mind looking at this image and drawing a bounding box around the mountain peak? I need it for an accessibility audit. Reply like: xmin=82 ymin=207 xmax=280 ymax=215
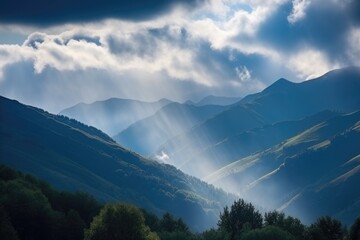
xmin=273 ymin=78 xmax=293 ymax=86
xmin=263 ymin=78 xmax=295 ymax=93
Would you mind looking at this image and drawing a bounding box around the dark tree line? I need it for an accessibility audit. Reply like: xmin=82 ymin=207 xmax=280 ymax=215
xmin=0 ymin=164 xmax=101 ymax=240
xmin=1 ymin=164 xmax=360 ymax=240
xmin=213 ymin=199 xmax=360 ymax=240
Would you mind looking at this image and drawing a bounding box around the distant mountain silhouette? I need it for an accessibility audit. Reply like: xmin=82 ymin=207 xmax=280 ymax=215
xmin=114 ymin=102 xmax=228 ymax=157
xmin=195 ymin=95 xmax=242 ymax=106
xmin=156 ymin=67 xmax=360 ymax=178
xmin=0 ymin=96 xmax=234 ymax=231
xmin=59 ymin=98 xmax=172 ymax=136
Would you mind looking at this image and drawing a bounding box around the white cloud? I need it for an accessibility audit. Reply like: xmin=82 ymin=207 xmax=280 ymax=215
xmin=155 ymin=151 xmax=170 ymax=163
xmin=1 ymin=0 xmax=353 ymax=112
xmin=347 ymin=27 xmax=360 ymax=66
xmin=188 ymin=0 xmax=287 ymax=51
xmin=0 ymin=21 xmax=222 ymax=87
xmin=0 ymin=0 xmax=290 ymax=88
xmin=0 ymin=44 xmax=33 ymax=80
xmin=236 ymin=65 xmax=251 ymax=82
xmin=287 ymin=0 xmax=311 ymax=24
xmin=287 ymin=47 xmax=340 ymax=80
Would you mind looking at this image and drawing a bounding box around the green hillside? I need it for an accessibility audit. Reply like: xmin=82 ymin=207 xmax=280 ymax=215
xmin=0 ymin=96 xmax=234 ymax=231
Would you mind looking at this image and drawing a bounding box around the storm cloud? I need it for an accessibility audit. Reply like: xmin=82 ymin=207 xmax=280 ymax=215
xmin=0 ymin=0 xmax=203 ymax=25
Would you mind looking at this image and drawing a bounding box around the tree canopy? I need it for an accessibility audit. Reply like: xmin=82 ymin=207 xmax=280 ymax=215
xmin=350 ymin=218 xmax=360 ymax=240
xmin=218 ymin=198 xmax=263 ymax=240
xmin=307 ymin=216 xmax=344 ymax=240
xmin=84 ymin=203 xmax=159 ymax=240
xmin=2 ymin=164 xmax=360 ymax=240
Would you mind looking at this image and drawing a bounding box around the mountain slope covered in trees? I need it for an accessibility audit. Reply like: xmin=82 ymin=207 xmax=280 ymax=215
xmin=3 ymin=164 xmax=359 ymax=240
xmin=0 ymin=96 xmax=233 ymax=231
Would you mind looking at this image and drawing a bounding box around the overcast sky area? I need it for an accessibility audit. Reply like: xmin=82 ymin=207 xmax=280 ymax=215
xmin=0 ymin=0 xmax=359 ymax=113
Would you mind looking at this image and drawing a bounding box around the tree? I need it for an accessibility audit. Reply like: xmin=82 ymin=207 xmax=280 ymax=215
xmin=142 ymin=209 xmax=160 ymax=232
xmin=84 ymin=203 xmax=159 ymax=240
xmin=265 ymin=211 xmax=286 ymax=226
xmin=264 ymin=211 xmax=305 ymax=239
xmin=350 ymin=218 xmax=360 ymax=240
xmin=201 ymin=228 xmax=229 ymax=240
xmin=307 ymin=216 xmax=344 ymax=240
xmin=157 ymin=212 xmax=194 ymax=239
xmin=1 ymin=180 xmax=59 ymax=240
xmin=60 ymin=210 xmax=86 ymax=240
xmin=159 ymin=213 xmax=189 ymax=233
xmin=241 ymin=226 xmax=295 ymax=240
xmin=0 ymin=205 xmax=19 ymax=240
xmin=218 ymin=199 xmax=263 ymax=240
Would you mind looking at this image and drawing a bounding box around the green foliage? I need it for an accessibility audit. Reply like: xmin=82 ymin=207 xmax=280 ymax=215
xmin=0 ymin=178 xmax=60 ymax=240
xmin=241 ymin=226 xmax=296 ymax=240
xmin=350 ymin=218 xmax=360 ymax=240
xmin=307 ymin=216 xmax=344 ymax=240
xmin=0 ymin=205 xmax=19 ymax=240
xmin=84 ymin=203 xmax=159 ymax=240
xmin=0 ymin=164 xmax=101 ymax=240
xmin=200 ymin=228 xmax=229 ymax=240
xmin=60 ymin=209 xmax=86 ymax=240
xmin=158 ymin=231 xmax=198 ymax=240
xmin=142 ymin=211 xmax=196 ymax=240
xmin=1 ymin=95 xmax=234 ymax=232
xmin=159 ymin=213 xmax=190 ymax=233
xmin=142 ymin=208 xmax=161 ymax=232
xmin=3 ymin=165 xmax=360 ymax=240
xmin=48 ymin=191 xmax=101 ymax=225
xmin=218 ymin=199 xmax=263 ymax=240
xmin=0 ymin=164 xmax=18 ymax=181
xmin=264 ymin=211 xmax=305 ymax=239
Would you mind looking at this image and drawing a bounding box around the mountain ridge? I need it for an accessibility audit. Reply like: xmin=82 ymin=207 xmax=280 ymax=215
xmin=207 ymin=110 xmax=360 ymax=225
xmin=195 ymin=95 xmax=242 ymax=106
xmin=0 ymin=95 xmax=234 ymax=231
xmin=59 ymin=97 xmax=173 ymax=136
xmin=156 ymin=66 xmax=360 ymax=178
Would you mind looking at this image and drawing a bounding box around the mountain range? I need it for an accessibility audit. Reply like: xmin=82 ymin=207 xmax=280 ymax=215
xmin=205 ymin=110 xmax=360 ymax=225
xmin=0 ymin=96 xmax=234 ymax=231
xmin=156 ymin=67 xmax=360 ymax=178
xmin=59 ymin=98 xmax=172 ymax=136
xmin=151 ymin=67 xmax=360 ymax=224
xmin=2 ymin=66 xmax=360 ymax=228
xmin=113 ymin=102 xmax=228 ymax=156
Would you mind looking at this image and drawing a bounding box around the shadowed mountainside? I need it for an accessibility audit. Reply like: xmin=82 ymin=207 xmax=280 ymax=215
xmin=0 ymin=96 xmax=234 ymax=231
xmin=195 ymin=95 xmax=242 ymax=106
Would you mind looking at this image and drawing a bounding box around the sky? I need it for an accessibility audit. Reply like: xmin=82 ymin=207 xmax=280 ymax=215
xmin=0 ymin=0 xmax=359 ymax=113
